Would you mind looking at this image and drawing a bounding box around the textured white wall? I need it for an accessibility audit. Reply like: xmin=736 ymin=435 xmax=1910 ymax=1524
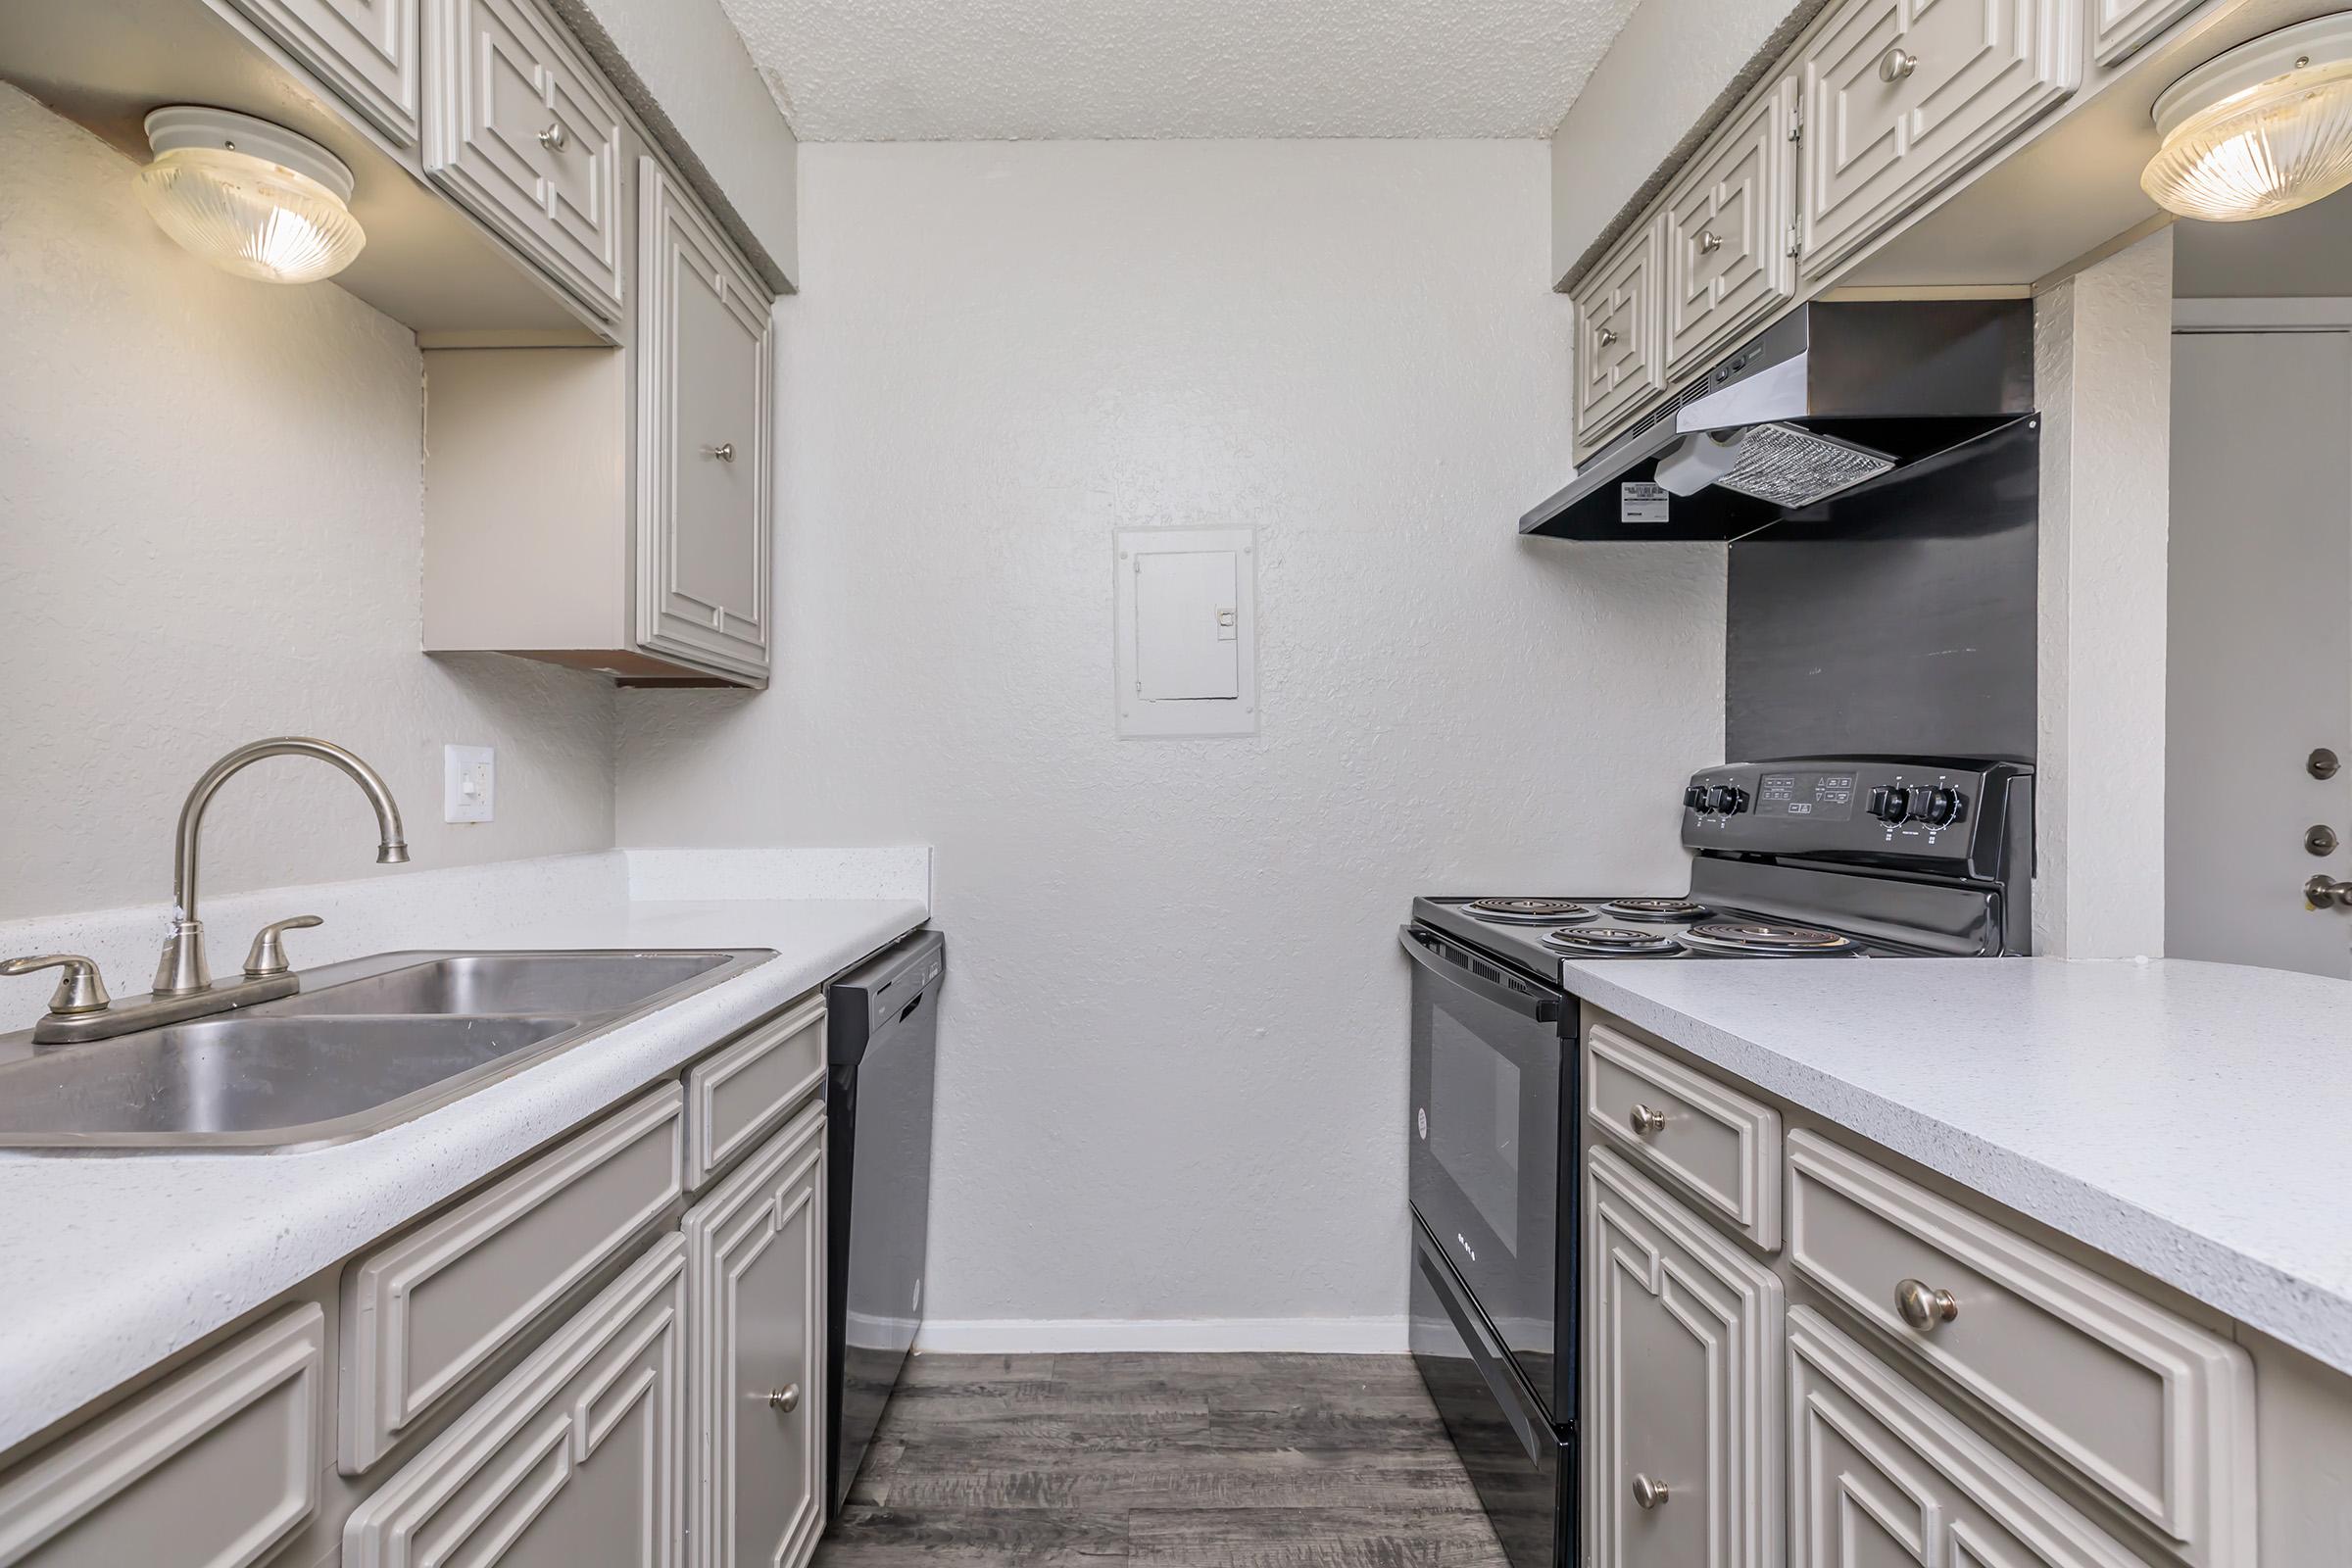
xmin=0 ymin=86 xmax=616 ymax=923
xmin=1548 ymin=0 xmax=1819 ymax=285
xmin=618 ymin=140 xmax=1726 ymax=1336
xmin=2034 ymin=228 xmax=2175 ymax=959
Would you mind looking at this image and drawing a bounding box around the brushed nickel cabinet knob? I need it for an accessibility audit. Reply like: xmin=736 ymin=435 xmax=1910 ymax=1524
xmin=1629 ymin=1103 xmax=1668 ymax=1137
xmin=1632 ymin=1474 xmax=1670 ymax=1509
xmin=767 ymin=1383 xmax=802 ymax=1413
xmin=1697 ymin=230 xmax=1723 ymax=255
xmin=538 ymin=122 xmax=567 ymax=152
xmin=1878 ymin=45 xmax=1919 ymax=82
xmin=1895 ymin=1277 xmax=1960 ymax=1330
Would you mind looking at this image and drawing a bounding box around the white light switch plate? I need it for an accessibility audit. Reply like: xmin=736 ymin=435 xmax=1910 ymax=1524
xmin=444 ymin=745 xmax=495 ymax=823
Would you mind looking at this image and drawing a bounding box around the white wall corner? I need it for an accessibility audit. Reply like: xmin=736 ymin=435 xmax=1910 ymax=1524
xmin=2034 ymin=226 xmax=2175 ymax=959
xmin=623 ymin=846 xmax=932 ymax=904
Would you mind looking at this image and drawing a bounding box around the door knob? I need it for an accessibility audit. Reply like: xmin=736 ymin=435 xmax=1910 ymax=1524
xmin=1895 ymin=1277 xmax=1960 ymax=1331
xmin=1631 ymin=1474 xmax=1670 ymax=1509
xmin=2308 ymin=875 xmax=2352 ymax=909
xmin=766 ymin=1383 xmax=802 ymax=1413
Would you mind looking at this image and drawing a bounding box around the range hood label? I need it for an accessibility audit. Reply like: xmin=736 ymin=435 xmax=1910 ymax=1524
xmin=1619 ymin=481 xmax=1670 ymax=524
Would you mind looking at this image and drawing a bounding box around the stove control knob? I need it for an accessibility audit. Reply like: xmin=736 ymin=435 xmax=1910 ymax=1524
xmin=1707 ymin=785 xmax=1746 ymax=815
xmin=1684 ymin=784 xmax=1707 ymax=811
xmin=1923 ymin=786 xmax=1964 ymax=827
xmin=1871 ymin=785 xmax=1912 ymax=824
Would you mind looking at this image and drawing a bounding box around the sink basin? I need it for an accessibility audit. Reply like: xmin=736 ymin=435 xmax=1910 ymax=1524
xmin=0 ymin=948 xmax=767 ymax=1154
xmin=0 ymin=1016 xmax=580 ymax=1139
xmin=267 ymin=953 xmax=734 ymax=1018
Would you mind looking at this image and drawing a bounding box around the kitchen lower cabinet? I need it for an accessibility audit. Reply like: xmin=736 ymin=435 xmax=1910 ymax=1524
xmin=1788 ymin=1308 xmax=2147 ymax=1568
xmin=683 ymin=1103 xmax=826 ymax=1568
xmin=342 ymin=1236 xmax=687 ymax=1568
xmin=1584 ymin=1148 xmax=1783 ymax=1568
xmin=0 ymin=1307 xmax=323 ymax=1568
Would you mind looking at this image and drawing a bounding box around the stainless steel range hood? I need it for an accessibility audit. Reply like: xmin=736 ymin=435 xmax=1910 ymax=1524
xmin=1521 ymin=300 xmax=2035 ymax=542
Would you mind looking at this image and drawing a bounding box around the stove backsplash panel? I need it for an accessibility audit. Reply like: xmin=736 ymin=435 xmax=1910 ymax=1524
xmin=1725 ymin=416 xmax=2038 ymax=764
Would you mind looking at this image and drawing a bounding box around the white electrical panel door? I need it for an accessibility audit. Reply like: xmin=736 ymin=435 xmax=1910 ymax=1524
xmin=1116 ymin=527 xmax=1257 ymax=737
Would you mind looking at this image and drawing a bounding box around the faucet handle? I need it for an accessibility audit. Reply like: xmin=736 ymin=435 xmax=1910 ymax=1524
xmin=243 ymin=916 xmax=323 ymax=979
xmin=2 ymin=955 xmax=114 ymax=1017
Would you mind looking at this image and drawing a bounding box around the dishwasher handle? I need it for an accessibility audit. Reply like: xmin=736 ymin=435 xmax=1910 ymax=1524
xmin=1398 ymin=926 xmax=1563 ymax=1025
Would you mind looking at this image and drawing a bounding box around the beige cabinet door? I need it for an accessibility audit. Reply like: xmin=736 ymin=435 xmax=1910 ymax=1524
xmin=1788 ymin=1308 xmax=2149 ymax=1568
xmin=420 ymin=0 xmax=627 ymax=318
xmin=0 ymin=1307 xmax=322 ymax=1568
xmin=1584 ymin=1149 xmax=1782 ymax=1568
xmin=1798 ymin=0 xmax=2080 ymax=278
xmin=1663 ymin=76 xmax=1797 ymax=377
xmin=2092 ymin=0 xmax=2202 ymax=65
xmin=685 ymin=1105 xmax=826 ymax=1568
xmin=344 ymin=1237 xmax=687 ymax=1568
xmin=636 ymin=159 xmax=774 ymax=684
xmin=1572 ymin=220 xmax=1667 ymax=456
xmin=226 ymin=0 xmax=419 ymax=144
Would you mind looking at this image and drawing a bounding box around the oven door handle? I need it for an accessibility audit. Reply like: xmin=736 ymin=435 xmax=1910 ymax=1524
xmin=1398 ymin=926 xmax=1563 ymax=1024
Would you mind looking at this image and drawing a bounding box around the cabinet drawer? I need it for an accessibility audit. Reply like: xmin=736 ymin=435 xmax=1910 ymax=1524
xmin=344 ymin=1235 xmax=686 ymax=1568
xmin=341 ymin=1084 xmax=684 ymax=1472
xmin=1571 ymin=219 xmax=1667 ymax=453
xmin=635 ymin=159 xmax=774 ymax=683
xmin=685 ymin=1103 xmax=827 ymax=1568
xmin=1585 ymin=1151 xmax=1781 ymax=1568
xmin=1662 ymin=75 xmax=1796 ymax=377
xmin=2092 ymin=0 xmax=2202 ymax=65
xmin=685 ymin=996 xmax=825 ymax=1190
xmin=1797 ymin=0 xmax=2080 ymax=278
xmin=0 ymin=1306 xmax=322 ymax=1568
xmin=226 ymin=0 xmax=420 ymax=145
xmin=1586 ymin=1020 xmax=1783 ymax=1249
xmin=421 ymin=0 xmax=627 ymax=318
xmin=1788 ymin=1132 xmax=2255 ymax=1567
xmin=1789 ymin=1307 xmax=2150 ymax=1568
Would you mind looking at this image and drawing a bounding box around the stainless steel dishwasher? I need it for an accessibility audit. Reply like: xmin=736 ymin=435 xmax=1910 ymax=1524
xmin=825 ymin=927 xmax=945 ymax=1515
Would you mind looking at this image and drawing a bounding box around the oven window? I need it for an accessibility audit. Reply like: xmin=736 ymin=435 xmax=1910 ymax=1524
xmin=1429 ymin=1008 xmax=1520 ymax=1244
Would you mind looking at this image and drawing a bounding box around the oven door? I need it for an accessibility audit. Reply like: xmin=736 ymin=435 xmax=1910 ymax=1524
xmin=1401 ymin=923 xmax=1574 ymax=1420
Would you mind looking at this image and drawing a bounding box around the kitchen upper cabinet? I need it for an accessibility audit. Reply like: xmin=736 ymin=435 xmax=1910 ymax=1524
xmin=421 ymin=0 xmax=628 ymax=318
xmin=1584 ymin=1149 xmax=1782 ymax=1568
xmin=1796 ymin=0 xmax=2081 ymax=278
xmin=636 ymin=159 xmax=775 ymax=685
xmin=1572 ymin=220 xmax=1667 ymax=456
xmin=225 ymin=0 xmax=420 ymax=145
xmin=1788 ymin=1308 xmax=2149 ymax=1568
xmin=344 ymin=1238 xmax=688 ymax=1568
xmin=421 ymin=150 xmax=775 ymax=687
xmin=1662 ymin=76 xmax=1797 ymax=378
xmin=684 ymin=1105 xmax=826 ymax=1568
xmin=2091 ymin=0 xmax=2203 ymax=65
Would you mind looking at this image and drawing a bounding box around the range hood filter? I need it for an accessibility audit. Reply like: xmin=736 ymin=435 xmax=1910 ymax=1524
xmin=1707 ymin=422 xmax=1895 ymax=508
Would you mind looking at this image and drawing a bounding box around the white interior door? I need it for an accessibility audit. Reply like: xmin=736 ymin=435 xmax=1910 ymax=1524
xmin=2167 ymin=325 xmax=2352 ymax=975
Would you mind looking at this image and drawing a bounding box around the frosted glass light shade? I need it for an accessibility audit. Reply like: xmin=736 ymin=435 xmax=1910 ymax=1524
xmin=132 ymin=107 xmax=365 ymax=284
xmin=2143 ymin=14 xmax=2352 ymax=222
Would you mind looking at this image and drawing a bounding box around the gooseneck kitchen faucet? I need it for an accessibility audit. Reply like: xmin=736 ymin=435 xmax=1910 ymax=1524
xmin=2 ymin=736 xmax=410 ymax=1044
xmin=154 ymin=737 xmax=409 ymax=995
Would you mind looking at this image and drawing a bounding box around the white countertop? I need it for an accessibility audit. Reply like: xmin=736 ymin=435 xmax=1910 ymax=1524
xmin=0 ymin=889 xmax=928 ymax=1453
xmin=1559 ymin=955 xmax=2352 ymax=1376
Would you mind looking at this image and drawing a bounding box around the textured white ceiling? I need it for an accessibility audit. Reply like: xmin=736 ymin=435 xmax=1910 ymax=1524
xmin=713 ymin=0 xmax=1646 ymax=141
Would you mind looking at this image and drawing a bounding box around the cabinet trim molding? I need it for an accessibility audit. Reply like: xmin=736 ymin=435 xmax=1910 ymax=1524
xmin=0 ymin=1305 xmax=323 ymax=1568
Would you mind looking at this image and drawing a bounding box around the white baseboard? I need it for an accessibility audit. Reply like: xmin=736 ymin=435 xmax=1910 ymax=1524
xmin=912 ymin=1316 xmax=1407 ymax=1355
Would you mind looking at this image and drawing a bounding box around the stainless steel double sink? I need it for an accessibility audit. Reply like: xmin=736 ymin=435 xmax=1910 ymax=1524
xmin=0 ymin=950 xmax=769 ymax=1154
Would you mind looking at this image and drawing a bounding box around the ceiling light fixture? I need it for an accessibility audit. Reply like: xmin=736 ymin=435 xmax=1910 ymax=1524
xmin=132 ymin=106 xmax=367 ymax=284
xmin=2143 ymin=12 xmax=2352 ymax=222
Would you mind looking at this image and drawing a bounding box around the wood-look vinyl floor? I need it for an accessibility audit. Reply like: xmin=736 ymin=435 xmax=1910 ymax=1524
xmin=813 ymin=1351 xmax=1513 ymax=1567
